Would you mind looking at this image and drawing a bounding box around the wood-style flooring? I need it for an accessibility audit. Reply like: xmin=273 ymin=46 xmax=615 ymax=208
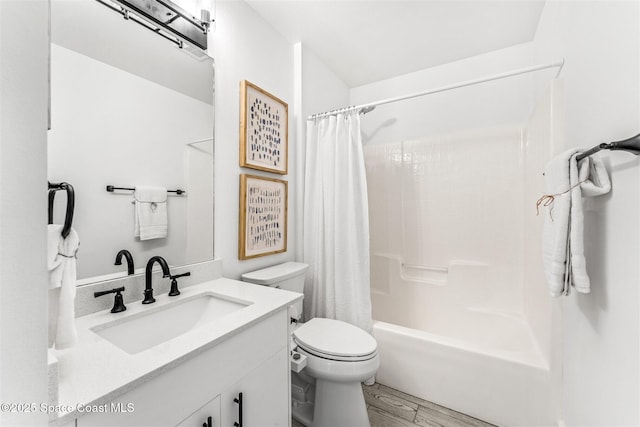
xmin=292 ymin=382 xmax=496 ymax=427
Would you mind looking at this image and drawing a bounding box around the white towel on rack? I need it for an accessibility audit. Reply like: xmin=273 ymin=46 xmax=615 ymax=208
xmin=48 ymin=224 xmax=79 ymax=349
xmin=134 ymin=185 xmax=168 ymax=240
xmin=541 ymin=149 xmax=611 ymax=296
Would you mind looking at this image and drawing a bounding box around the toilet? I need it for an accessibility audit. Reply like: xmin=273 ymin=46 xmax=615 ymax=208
xmin=241 ymin=262 xmax=379 ymax=427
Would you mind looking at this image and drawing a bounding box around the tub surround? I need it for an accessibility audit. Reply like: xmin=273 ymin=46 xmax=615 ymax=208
xmin=50 ymin=275 xmax=302 ymax=425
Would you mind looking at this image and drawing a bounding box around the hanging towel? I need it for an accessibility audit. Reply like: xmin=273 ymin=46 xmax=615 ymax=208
xmin=134 ymin=186 xmax=168 ymax=240
xmin=48 ymin=224 xmax=80 ymax=349
xmin=541 ymin=149 xmax=611 ymax=296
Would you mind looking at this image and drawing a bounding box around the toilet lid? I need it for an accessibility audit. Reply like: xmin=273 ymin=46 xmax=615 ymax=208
xmin=293 ymin=318 xmax=377 ymax=360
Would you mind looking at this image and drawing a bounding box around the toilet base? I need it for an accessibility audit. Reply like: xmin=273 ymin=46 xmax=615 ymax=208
xmin=291 ymin=371 xmax=371 ymax=427
xmin=309 ymin=378 xmax=370 ymax=427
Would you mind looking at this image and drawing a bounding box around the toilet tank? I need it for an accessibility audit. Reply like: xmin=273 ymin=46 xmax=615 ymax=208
xmin=241 ymin=262 xmax=308 ymax=322
xmin=241 ymin=262 xmax=308 ymax=293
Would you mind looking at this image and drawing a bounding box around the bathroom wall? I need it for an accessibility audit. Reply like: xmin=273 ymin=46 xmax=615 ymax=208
xmin=299 ymin=46 xmax=350 ymax=122
xmin=350 ymin=42 xmax=538 ymax=145
xmin=522 ymin=80 xmax=565 ymax=422
xmin=210 ymin=2 xmax=351 ymax=279
xmin=0 ymin=0 xmax=49 ymax=424
xmin=209 ymin=0 xmax=297 ymax=279
xmin=534 ymin=1 xmax=640 ymax=425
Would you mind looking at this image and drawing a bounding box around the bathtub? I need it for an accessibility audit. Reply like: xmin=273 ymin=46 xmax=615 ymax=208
xmin=373 ymin=316 xmax=553 ymax=427
xmin=369 ymin=255 xmax=554 ymax=426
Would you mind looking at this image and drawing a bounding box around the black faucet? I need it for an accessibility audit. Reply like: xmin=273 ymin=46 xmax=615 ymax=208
xmin=143 ymin=256 xmax=171 ymax=304
xmin=114 ymin=249 xmax=134 ymax=275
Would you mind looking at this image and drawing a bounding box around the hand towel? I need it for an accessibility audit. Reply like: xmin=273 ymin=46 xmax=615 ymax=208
xmin=541 ymin=149 xmax=611 ymax=296
xmin=134 ymin=186 xmax=168 ymax=240
xmin=48 ymin=224 xmax=80 ymax=349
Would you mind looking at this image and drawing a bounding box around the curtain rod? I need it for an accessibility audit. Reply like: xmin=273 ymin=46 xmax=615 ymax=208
xmin=308 ymin=59 xmax=565 ymax=120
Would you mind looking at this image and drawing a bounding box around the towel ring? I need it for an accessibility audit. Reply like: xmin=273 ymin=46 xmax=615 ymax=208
xmin=48 ymin=181 xmax=75 ymax=239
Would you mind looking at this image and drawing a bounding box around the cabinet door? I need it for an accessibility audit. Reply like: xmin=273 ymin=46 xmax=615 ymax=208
xmin=176 ymin=395 xmax=220 ymax=427
xmin=222 ymin=348 xmax=289 ymax=427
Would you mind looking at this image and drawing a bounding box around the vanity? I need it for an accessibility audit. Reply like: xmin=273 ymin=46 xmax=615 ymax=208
xmin=51 ymin=273 xmax=301 ymax=427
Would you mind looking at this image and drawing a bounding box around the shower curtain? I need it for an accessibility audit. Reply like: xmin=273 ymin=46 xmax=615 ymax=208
xmin=303 ymin=112 xmax=373 ymax=332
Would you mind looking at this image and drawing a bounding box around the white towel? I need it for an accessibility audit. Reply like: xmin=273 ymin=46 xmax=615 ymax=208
xmin=134 ymin=186 xmax=168 ymax=240
xmin=48 ymin=224 xmax=79 ymax=349
xmin=541 ymin=149 xmax=611 ymax=296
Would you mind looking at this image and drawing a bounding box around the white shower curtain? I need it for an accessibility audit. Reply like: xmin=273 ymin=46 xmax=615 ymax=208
xmin=303 ymin=112 xmax=373 ymax=333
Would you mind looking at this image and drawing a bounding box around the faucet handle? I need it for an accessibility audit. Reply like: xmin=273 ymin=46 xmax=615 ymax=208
xmin=168 ymin=272 xmax=190 ymax=296
xmin=94 ymin=287 xmax=127 ymax=313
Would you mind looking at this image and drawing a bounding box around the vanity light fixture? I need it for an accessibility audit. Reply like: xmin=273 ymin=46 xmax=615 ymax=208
xmin=197 ymin=0 xmax=215 ymax=32
xmin=96 ymin=0 xmax=214 ymax=51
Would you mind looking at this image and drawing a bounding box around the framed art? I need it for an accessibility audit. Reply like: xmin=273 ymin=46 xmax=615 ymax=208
xmin=239 ymin=174 xmax=288 ymax=260
xmin=239 ymin=80 xmax=288 ymax=175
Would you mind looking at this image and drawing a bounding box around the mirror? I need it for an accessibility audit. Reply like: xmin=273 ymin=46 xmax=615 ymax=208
xmin=48 ymin=0 xmax=214 ymax=283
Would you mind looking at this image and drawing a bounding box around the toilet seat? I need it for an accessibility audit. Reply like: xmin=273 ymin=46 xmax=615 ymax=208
xmin=293 ymin=318 xmax=377 ymax=362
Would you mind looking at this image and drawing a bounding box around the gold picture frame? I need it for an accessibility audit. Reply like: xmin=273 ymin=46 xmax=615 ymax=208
xmin=239 ymin=80 xmax=288 ymax=175
xmin=238 ymin=174 xmax=288 ymax=260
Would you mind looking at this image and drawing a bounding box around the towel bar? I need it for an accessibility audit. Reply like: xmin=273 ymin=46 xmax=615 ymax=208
xmin=576 ymin=133 xmax=640 ymax=161
xmin=106 ymin=185 xmax=185 ymax=195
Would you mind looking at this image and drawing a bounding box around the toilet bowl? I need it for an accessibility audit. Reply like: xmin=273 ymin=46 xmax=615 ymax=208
xmin=293 ymin=317 xmax=379 ymax=427
xmin=241 ymin=262 xmax=379 ymax=427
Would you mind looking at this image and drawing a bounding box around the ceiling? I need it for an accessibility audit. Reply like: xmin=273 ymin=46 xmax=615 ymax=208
xmin=244 ymin=0 xmax=547 ymax=87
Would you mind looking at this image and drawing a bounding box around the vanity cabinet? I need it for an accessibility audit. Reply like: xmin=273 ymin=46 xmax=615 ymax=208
xmin=176 ymin=395 xmax=220 ymax=427
xmin=75 ymin=309 xmax=290 ymax=427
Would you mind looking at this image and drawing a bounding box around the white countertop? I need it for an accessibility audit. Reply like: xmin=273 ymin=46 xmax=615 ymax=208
xmin=51 ymin=278 xmax=302 ymax=425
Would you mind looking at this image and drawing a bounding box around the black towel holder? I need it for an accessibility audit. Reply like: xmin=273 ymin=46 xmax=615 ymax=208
xmin=106 ymin=185 xmax=185 ymax=195
xmin=48 ymin=181 xmax=75 ymax=239
xmin=576 ymin=133 xmax=640 ymax=162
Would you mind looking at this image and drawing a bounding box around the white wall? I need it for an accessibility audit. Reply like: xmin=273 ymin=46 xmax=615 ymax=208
xmin=48 ymin=44 xmax=213 ymax=280
xmin=0 ymin=1 xmax=49 ymax=424
xmin=522 ymin=79 xmax=565 ymax=423
xmin=210 ymin=0 xmax=297 ymax=279
xmin=350 ymin=42 xmax=538 ymax=146
xmin=534 ymin=1 xmax=640 ymax=425
xmin=300 ymin=46 xmax=350 ymax=122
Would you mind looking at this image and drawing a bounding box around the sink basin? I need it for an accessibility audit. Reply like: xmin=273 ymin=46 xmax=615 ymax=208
xmin=91 ymin=293 xmax=251 ymax=354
